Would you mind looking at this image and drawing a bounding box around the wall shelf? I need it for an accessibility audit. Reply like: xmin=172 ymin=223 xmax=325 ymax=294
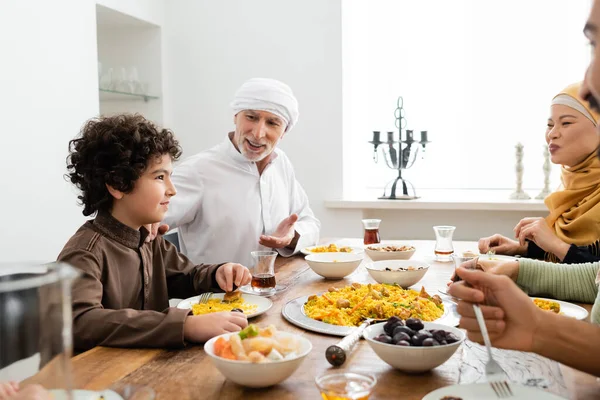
xmin=99 ymin=88 xmax=159 ymax=102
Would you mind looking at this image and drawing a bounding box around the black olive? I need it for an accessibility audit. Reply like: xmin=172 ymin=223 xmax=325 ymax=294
xmin=395 ymin=340 xmax=411 ymax=346
xmin=392 ymin=332 xmax=411 ymax=344
xmin=430 ymin=330 xmax=447 ymax=343
xmin=405 ymin=318 xmax=424 ymax=331
xmin=446 ymin=333 xmax=460 ymax=344
xmin=383 ymin=316 xmax=404 ymax=336
xmin=422 ymin=338 xmax=440 ymax=346
xmin=374 ymin=334 xmax=393 ymax=344
xmin=411 ymin=331 xmax=433 ymax=346
xmin=392 ymin=325 xmax=415 ymax=337
xmin=231 ymin=308 xmax=244 ymax=313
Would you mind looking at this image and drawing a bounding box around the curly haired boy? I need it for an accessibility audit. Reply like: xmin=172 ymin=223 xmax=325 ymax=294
xmin=58 ymin=114 xmax=250 ymax=351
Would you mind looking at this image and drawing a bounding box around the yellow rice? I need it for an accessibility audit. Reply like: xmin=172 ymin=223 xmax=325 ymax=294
xmin=304 ymin=283 xmax=444 ymax=327
xmin=191 ymin=298 xmax=258 ymax=316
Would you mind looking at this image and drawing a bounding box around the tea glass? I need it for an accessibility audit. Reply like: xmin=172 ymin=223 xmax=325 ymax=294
xmin=433 ymin=226 xmax=456 ymax=262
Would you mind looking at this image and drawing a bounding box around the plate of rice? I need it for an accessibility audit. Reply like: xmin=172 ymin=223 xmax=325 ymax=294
xmin=532 ymin=297 xmax=589 ymax=320
xmin=301 ymin=243 xmax=364 ymax=255
xmin=282 ymin=283 xmax=458 ymax=336
xmin=177 ymin=293 xmax=273 ymax=318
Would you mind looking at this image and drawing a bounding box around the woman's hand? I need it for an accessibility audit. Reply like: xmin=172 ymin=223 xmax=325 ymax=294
xmin=478 ymin=234 xmax=527 ymax=256
xmin=514 ymin=217 xmax=570 ymax=260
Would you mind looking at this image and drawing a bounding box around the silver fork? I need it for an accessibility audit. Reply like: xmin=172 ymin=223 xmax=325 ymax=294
xmin=197 ymin=292 xmax=213 ymax=305
xmin=472 ymin=304 xmax=514 ymax=398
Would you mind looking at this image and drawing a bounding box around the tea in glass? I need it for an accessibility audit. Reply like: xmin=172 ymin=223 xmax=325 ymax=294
xmin=361 ymin=219 xmax=381 ymax=245
xmin=250 ymin=251 xmax=277 ymax=294
xmin=433 ymin=225 xmax=456 ymax=262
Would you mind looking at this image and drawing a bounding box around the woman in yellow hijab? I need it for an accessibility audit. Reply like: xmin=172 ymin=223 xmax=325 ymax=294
xmin=480 ymin=82 xmax=600 ymax=263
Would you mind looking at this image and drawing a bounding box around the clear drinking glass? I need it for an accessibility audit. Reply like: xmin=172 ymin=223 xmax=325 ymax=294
xmin=250 ymin=251 xmax=278 ymax=294
xmin=0 ymin=263 xmax=79 ymax=392
xmin=361 ymin=219 xmax=381 ymax=245
xmin=450 ymin=254 xmax=478 ymax=282
xmin=433 ymin=225 xmax=456 ymax=262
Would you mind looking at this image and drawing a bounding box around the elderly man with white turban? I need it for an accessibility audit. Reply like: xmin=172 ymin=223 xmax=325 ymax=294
xmin=160 ymin=78 xmax=320 ymax=267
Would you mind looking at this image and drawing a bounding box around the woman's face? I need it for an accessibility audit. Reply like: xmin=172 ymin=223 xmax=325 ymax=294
xmin=545 ymin=104 xmax=599 ymax=167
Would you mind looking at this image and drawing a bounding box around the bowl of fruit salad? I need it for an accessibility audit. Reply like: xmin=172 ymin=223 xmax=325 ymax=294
xmin=363 ymin=317 xmax=465 ymax=373
xmin=204 ymin=324 xmax=312 ymax=388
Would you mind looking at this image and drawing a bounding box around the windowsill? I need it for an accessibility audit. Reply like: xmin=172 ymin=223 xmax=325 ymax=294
xmin=325 ymin=189 xmax=548 ymax=212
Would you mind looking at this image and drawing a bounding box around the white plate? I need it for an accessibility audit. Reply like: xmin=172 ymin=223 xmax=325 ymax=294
xmin=176 ymin=293 xmax=273 ymax=318
xmin=282 ymin=295 xmax=458 ymax=337
xmin=532 ymin=297 xmax=589 ymax=320
xmin=50 ymin=389 xmax=124 ymax=400
xmin=422 ymin=383 xmax=566 ymax=400
xmin=301 ymin=245 xmax=364 ymax=256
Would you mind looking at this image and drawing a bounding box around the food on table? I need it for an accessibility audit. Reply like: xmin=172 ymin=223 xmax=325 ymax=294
xmin=367 ymin=245 xmax=415 ymax=252
xmin=533 ymin=298 xmax=561 ymax=314
xmin=374 ymin=316 xmax=460 ymax=347
xmin=223 ymin=290 xmax=242 ymax=303
xmin=308 ymin=244 xmax=353 ymax=253
xmin=191 ymin=295 xmax=258 ymax=316
xmin=383 ymin=265 xmax=425 ymax=272
xmin=304 ymin=284 xmax=444 ymax=327
xmin=462 ymin=250 xmax=478 ymax=257
xmin=213 ymin=324 xmax=302 ymax=363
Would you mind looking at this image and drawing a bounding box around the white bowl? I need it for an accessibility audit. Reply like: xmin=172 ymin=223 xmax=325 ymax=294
xmin=365 ymin=244 xmax=416 ymax=261
xmin=305 ymin=252 xmax=364 ymax=279
xmin=365 ymin=260 xmax=429 ymax=288
xmin=204 ymin=331 xmax=312 ymax=388
xmin=363 ymin=322 xmax=465 ymax=373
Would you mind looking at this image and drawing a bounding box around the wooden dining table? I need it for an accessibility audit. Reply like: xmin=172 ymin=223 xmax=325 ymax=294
xmin=26 ymin=239 xmax=599 ymax=399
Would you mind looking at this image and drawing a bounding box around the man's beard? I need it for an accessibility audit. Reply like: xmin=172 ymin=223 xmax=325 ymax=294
xmin=239 ymin=137 xmax=270 ymax=162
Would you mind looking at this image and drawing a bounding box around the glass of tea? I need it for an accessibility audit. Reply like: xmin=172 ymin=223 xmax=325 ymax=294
xmin=361 ymin=219 xmax=381 ymax=245
xmin=450 ymin=254 xmax=478 ymax=282
xmin=433 ymin=225 xmax=456 ymax=262
xmin=250 ymin=251 xmax=278 ymax=294
xmin=315 ymin=372 xmax=376 ymax=400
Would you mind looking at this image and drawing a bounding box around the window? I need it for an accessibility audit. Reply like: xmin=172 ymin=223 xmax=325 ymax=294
xmin=342 ymin=0 xmax=592 ymax=198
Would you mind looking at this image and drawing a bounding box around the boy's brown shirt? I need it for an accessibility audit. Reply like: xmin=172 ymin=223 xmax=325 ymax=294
xmin=57 ymin=211 xmax=222 ymax=352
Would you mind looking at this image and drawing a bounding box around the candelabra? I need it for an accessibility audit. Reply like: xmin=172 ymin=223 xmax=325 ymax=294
xmin=368 ymin=96 xmax=430 ymax=200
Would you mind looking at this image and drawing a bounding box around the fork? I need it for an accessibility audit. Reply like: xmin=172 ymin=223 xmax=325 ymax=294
xmin=197 ymin=292 xmax=213 ymax=305
xmin=472 ymin=304 xmax=514 ymax=398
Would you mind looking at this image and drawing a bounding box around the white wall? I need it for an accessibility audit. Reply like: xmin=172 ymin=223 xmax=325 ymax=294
xmin=96 ymin=0 xmax=165 ymax=27
xmin=0 ymin=0 xmax=100 ymax=262
xmin=162 ymin=0 xmax=360 ymax=239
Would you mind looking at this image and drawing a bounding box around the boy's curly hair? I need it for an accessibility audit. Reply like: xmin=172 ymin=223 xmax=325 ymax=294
xmin=66 ymin=114 xmax=182 ymax=216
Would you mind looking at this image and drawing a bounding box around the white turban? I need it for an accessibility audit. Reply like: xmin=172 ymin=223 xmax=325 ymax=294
xmin=231 ymin=78 xmax=299 ymax=132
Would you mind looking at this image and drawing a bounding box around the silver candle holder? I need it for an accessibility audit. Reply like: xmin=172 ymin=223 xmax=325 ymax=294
xmin=369 ymin=96 xmax=430 ymax=200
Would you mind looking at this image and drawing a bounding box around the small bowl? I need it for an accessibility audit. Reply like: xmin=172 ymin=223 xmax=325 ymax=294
xmin=315 ymin=372 xmax=377 ymax=399
xmin=365 ymin=260 xmax=429 ymax=287
xmin=363 ymin=322 xmax=465 ymax=373
xmin=204 ymin=331 xmax=312 ymax=388
xmin=305 ymin=252 xmax=364 ymax=279
xmin=365 ymin=244 xmax=416 ymax=261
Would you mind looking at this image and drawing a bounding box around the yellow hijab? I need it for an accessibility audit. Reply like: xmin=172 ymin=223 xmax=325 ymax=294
xmin=545 ymin=82 xmax=600 ymax=247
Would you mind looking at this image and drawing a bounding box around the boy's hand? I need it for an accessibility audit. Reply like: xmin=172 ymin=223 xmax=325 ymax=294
xmin=478 ymin=234 xmax=527 ymax=256
xmin=184 ymin=312 xmax=248 ymax=343
xmin=0 ymin=383 xmax=51 ymax=400
xmin=0 ymin=381 xmax=19 ymax=400
xmin=216 ymin=263 xmax=252 ymax=292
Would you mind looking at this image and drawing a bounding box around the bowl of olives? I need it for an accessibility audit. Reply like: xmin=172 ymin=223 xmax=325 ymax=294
xmin=363 ymin=316 xmax=465 ymax=373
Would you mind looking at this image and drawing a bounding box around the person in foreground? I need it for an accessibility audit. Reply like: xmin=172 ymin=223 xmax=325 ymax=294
xmin=479 ymin=82 xmax=600 ymax=263
xmin=159 ymin=78 xmax=321 ymax=267
xmin=449 ymin=0 xmax=600 ymax=378
xmin=58 ymin=114 xmax=251 ymax=352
